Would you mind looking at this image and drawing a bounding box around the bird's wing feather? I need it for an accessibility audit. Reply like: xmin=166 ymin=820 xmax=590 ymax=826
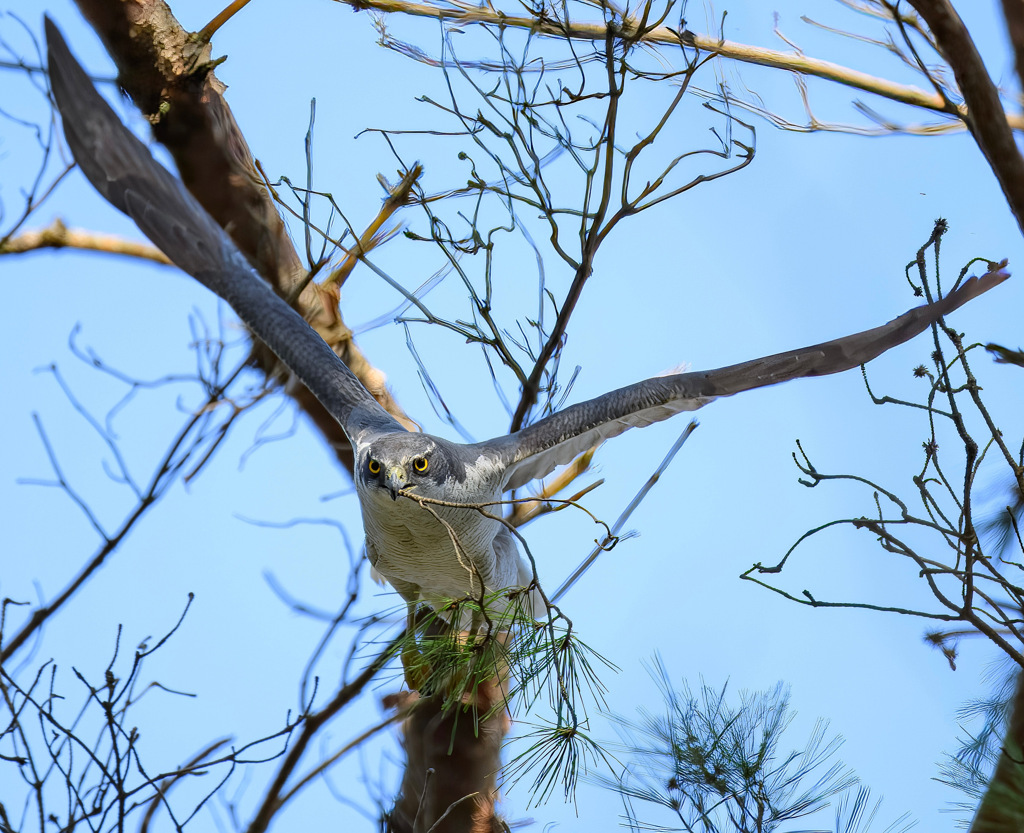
xmin=482 ymin=267 xmax=1009 ymax=491
xmin=45 ymin=20 xmax=402 ymax=446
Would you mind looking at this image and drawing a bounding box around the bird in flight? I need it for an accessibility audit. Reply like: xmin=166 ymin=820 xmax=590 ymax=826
xmin=46 ymin=20 xmax=1008 ymax=629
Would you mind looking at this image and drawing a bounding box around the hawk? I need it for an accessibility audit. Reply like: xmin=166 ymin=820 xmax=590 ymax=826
xmin=46 ymin=21 xmax=1008 ymax=627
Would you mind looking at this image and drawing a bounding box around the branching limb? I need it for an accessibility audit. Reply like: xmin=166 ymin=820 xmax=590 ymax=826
xmin=2 ymin=339 xmax=255 ymax=663
xmin=745 ymin=226 xmax=1024 ymax=671
xmin=245 ymin=626 xmax=408 ymax=833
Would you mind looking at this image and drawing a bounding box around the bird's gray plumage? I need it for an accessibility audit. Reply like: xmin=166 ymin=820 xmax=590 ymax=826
xmin=46 ymin=20 xmax=1009 ymax=626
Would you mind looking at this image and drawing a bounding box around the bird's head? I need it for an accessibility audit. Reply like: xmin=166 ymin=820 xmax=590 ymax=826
xmin=359 ymin=434 xmax=469 ymax=502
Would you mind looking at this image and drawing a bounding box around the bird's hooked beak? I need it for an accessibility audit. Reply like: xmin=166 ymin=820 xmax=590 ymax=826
xmin=386 ymin=466 xmax=407 ymax=501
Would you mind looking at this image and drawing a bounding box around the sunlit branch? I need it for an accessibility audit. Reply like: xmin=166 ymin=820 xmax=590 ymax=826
xmin=322 ymin=164 xmax=423 ymax=290
xmin=332 ymin=0 xmax=1011 ymax=125
xmin=0 ymin=219 xmax=172 ymax=263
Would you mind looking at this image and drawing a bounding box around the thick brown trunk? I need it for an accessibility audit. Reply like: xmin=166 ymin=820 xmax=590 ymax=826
xmin=65 ymin=3 xmax=503 ymax=828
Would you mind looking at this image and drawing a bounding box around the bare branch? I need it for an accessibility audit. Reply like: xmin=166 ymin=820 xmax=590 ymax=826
xmin=334 ymin=0 xmax=992 ymax=120
xmin=1 ymin=218 xmax=171 ymax=264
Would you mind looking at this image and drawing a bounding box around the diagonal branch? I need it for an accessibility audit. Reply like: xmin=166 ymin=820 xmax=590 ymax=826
xmin=54 ymin=9 xmax=503 ymax=828
xmin=1001 ymin=0 xmax=1024 ymax=99
xmin=70 ymin=0 xmax=415 ymax=472
xmin=905 ymin=1 xmax=1024 ymax=235
xmin=244 ymin=629 xmax=405 ymax=833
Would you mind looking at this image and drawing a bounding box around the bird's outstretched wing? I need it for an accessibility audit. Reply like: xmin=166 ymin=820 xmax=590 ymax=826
xmin=481 ymin=266 xmax=1009 ymax=491
xmin=44 ymin=19 xmax=403 ymax=446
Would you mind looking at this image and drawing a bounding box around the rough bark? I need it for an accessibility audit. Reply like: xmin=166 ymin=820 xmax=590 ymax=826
xmin=970 ymin=672 xmax=1024 ymax=832
xmin=388 ymin=684 xmax=509 ymax=833
xmin=73 ymin=0 xmax=416 ymax=472
xmin=908 ymin=0 xmax=1024 ymax=237
xmin=1001 ymin=0 xmax=1024 ymax=101
xmin=66 ymin=2 xmax=504 ymax=828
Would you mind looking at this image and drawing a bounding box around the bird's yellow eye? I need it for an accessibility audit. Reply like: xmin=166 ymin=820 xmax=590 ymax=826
xmin=413 ymin=457 xmax=429 ymax=473
xmin=367 ymin=459 xmax=381 ymax=475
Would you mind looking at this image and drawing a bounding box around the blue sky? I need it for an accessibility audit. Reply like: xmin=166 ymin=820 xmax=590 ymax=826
xmin=3 ymin=1 xmax=1022 ymax=829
